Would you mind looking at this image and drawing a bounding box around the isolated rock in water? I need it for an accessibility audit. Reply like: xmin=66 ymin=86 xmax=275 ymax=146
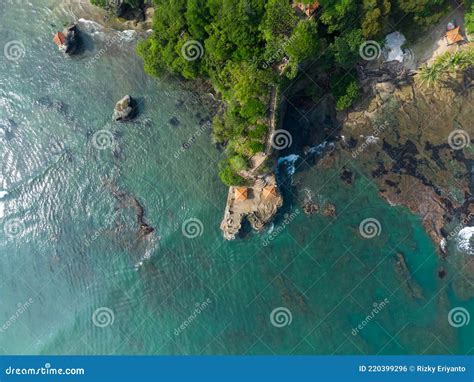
xmin=322 ymin=203 xmax=337 ymax=217
xmin=53 ymin=24 xmax=79 ymax=55
xmin=303 ymin=201 xmax=319 ymax=215
xmin=113 ymin=95 xmax=136 ymax=121
xmin=168 ymin=116 xmax=180 ymax=127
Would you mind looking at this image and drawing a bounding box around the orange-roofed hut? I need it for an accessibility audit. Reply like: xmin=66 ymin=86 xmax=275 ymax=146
xmin=262 ymin=185 xmax=278 ymax=200
xmin=234 ymin=187 xmax=248 ymax=202
xmin=446 ymin=27 xmax=464 ymax=45
xmin=53 ymin=32 xmax=66 ymax=47
xmin=293 ymin=1 xmax=320 ymax=17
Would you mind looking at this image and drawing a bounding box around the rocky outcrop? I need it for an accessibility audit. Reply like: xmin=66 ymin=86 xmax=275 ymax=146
xmin=322 ymin=203 xmax=337 ymax=217
xmin=64 ymin=24 xmax=79 ymax=54
xmin=113 ymin=95 xmax=136 ymax=121
xmin=341 ymin=72 xmax=473 ymax=256
xmin=394 ymin=252 xmax=424 ymax=300
xmin=220 ymin=175 xmax=283 ymax=240
xmin=54 ymin=24 xmax=79 ymax=55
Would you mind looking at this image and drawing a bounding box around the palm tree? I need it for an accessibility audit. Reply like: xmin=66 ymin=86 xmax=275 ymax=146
xmin=417 ymin=63 xmax=442 ymax=87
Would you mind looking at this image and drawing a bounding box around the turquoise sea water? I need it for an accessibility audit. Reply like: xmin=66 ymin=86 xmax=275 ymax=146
xmin=0 ymin=0 xmax=472 ymax=355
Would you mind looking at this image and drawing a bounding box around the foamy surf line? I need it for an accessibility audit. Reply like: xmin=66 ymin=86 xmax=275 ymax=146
xmin=457 ymin=226 xmax=474 ymax=255
xmin=78 ymin=18 xmax=137 ymax=42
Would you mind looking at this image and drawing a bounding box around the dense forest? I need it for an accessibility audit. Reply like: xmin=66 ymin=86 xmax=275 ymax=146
xmin=93 ymin=0 xmax=471 ymax=186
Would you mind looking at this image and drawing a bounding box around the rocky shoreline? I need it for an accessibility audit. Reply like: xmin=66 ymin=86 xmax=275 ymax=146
xmin=60 ymin=0 xmax=154 ymax=32
xmin=340 ymin=59 xmax=473 ymax=256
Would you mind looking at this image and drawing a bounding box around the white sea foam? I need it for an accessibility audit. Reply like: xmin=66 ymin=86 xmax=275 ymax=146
xmin=78 ymin=19 xmax=104 ymax=33
xmin=277 ymin=154 xmax=300 ymax=176
xmin=117 ymin=30 xmax=137 ymax=42
xmin=384 ymin=31 xmax=406 ymax=63
xmin=0 ymin=190 xmax=8 ymax=199
xmin=307 ymin=141 xmax=334 ymax=156
xmin=457 ymin=227 xmax=474 ymax=255
xmin=365 ymin=135 xmax=379 ymax=144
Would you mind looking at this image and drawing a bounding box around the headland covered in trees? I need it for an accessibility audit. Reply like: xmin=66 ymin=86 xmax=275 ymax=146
xmin=133 ymin=0 xmax=469 ymax=185
xmin=90 ymin=0 xmax=473 ymax=242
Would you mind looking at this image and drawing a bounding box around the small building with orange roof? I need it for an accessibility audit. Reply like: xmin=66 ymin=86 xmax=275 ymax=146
xmin=234 ymin=187 xmax=249 ymax=202
xmin=446 ymin=26 xmax=464 ymax=45
xmin=262 ymin=185 xmax=278 ymax=200
xmin=53 ymin=32 xmax=66 ymax=47
xmin=293 ymin=1 xmax=320 ymax=17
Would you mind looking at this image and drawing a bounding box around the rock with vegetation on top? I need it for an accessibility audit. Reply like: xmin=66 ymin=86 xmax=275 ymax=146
xmin=113 ymin=95 xmax=136 ymax=121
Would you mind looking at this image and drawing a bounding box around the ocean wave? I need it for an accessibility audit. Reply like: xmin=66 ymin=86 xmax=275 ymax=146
xmin=78 ymin=18 xmax=105 ymax=33
xmin=277 ymin=154 xmax=300 ymax=176
xmin=117 ymin=30 xmax=137 ymax=42
xmin=457 ymin=227 xmax=474 ymax=255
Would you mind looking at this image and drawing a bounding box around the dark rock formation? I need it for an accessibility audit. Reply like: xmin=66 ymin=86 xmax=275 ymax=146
xmin=64 ymin=24 xmax=79 ymax=54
